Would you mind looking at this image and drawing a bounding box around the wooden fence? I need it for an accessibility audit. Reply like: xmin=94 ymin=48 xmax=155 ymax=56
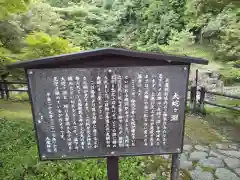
xmin=1 ymin=80 xmax=239 ymax=113
xmin=0 ymin=80 xmax=28 ymax=99
xmin=189 ymin=86 xmax=240 ymax=113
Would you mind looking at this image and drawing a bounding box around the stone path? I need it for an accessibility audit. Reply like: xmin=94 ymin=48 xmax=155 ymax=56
xmin=181 ymin=144 xmax=240 ymax=180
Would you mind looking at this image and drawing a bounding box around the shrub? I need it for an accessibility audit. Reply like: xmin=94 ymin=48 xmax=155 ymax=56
xmin=219 ymin=66 xmax=240 ymax=85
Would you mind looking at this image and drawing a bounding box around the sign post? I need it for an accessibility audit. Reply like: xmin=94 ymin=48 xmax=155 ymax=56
xmin=8 ymin=48 xmax=208 ymax=179
xmin=171 ymin=153 xmax=181 ymax=180
xmin=107 ymin=156 xmax=119 ymax=180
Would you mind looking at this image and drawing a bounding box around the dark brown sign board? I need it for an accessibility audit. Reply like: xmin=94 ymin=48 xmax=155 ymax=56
xmin=27 ymin=65 xmax=188 ymax=160
xmin=8 ymin=48 xmax=208 ymax=180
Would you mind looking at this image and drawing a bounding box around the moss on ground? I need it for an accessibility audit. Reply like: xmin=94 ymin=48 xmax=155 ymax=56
xmin=184 ymin=115 xmax=225 ymax=145
xmin=199 ymin=166 xmax=215 ymax=174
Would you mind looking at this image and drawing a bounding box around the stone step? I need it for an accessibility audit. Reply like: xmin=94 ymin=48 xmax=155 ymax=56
xmin=180 ymin=143 xmax=240 ymax=180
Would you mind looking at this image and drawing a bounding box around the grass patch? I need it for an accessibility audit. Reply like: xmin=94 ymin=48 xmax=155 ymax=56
xmin=0 ymin=100 xmax=190 ymax=180
xmin=199 ymin=166 xmax=215 ymax=174
xmin=0 ymin=99 xmax=31 ymax=113
xmin=192 ymin=162 xmax=215 ymax=176
xmin=192 ymin=161 xmax=199 ymax=168
xmin=184 ymin=115 xmax=225 ymax=145
xmin=9 ymin=92 xmax=29 ymax=102
xmin=203 ymin=106 xmax=240 ymax=143
xmin=142 ymin=156 xmax=191 ymax=180
xmin=206 ymin=96 xmax=240 ymax=125
xmin=205 ymin=105 xmax=240 ymax=125
xmin=192 ymin=162 xmax=215 ymax=174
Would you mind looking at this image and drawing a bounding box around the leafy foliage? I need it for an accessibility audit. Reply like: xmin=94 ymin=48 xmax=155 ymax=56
xmin=0 ymin=19 xmax=25 ymax=52
xmin=185 ymin=0 xmax=240 ymax=61
xmin=0 ymin=1 xmax=239 ymax=179
xmin=161 ymin=29 xmax=195 ymax=55
xmin=0 ymin=0 xmax=31 ymax=20
xmin=219 ymin=66 xmax=240 ymax=85
xmin=18 ymin=2 xmax=65 ymax=35
xmin=0 ymin=0 xmax=239 ymax=79
xmin=0 ymin=46 xmax=25 ymax=80
xmin=22 ymin=32 xmax=80 ymax=59
xmin=201 ymin=6 xmax=240 ymax=60
xmin=0 ymin=47 xmax=15 ymax=77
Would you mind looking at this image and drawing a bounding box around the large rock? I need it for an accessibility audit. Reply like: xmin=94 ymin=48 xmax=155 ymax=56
xmin=199 ymin=157 xmax=224 ymax=168
xmin=190 ymin=151 xmax=208 ymax=161
xmin=209 ymin=150 xmax=226 ymax=160
xmin=224 ymin=158 xmax=240 ymax=169
xmin=184 ymin=145 xmax=193 ymax=152
xmin=216 ymin=144 xmax=229 ymax=150
xmin=215 ymin=168 xmax=240 ymax=180
xmin=180 ymin=160 xmax=193 ymax=170
xmin=191 ymin=167 xmax=214 ymax=180
xmin=219 ymin=150 xmax=240 ymax=158
xmin=229 ymin=144 xmax=238 ymax=150
xmin=180 ymin=153 xmax=188 ymax=161
xmin=195 ymin=145 xmax=209 ymax=152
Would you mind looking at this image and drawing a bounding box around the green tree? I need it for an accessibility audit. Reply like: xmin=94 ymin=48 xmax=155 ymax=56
xmin=103 ymin=0 xmax=115 ymax=10
xmin=0 ymin=0 xmax=31 ymax=20
xmin=19 ymin=2 xmax=64 ymax=35
xmin=0 ymin=47 xmax=14 ymax=77
xmin=202 ymin=6 xmax=240 ymax=60
xmin=0 ymin=19 xmax=25 ymax=52
xmin=0 ymin=0 xmax=239 ymax=82
xmin=0 ymin=0 xmax=32 ymax=79
xmin=22 ymin=32 xmax=80 ymax=59
xmin=184 ymin=0 xmax=240 ymax=61
xmin=215 ymin=22 xmax=240 ymax=60
xmin=57 ymin=3 xmax=116 ymax=48
xmin=161 ymin=29 xmax=196 ymax=55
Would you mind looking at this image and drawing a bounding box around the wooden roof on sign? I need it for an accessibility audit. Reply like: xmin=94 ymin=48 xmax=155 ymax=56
xmin=8 ymin=48 xmax=208 ymax=69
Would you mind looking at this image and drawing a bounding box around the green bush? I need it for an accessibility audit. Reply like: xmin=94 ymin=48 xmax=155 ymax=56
xmin=22 ymin=32 xmax=81 ymax=59
xmin=233 ymin=60 xmax=240 ymax=68
xmin=219 ymin=66 xmax=240 ymax=85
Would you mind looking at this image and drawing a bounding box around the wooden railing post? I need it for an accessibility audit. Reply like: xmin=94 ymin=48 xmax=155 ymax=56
xmin=190 ymin=86 xmax=197 ymax=113
xmin=0 ymin=81 xmax=29 ymax=100
xmin=3 ymin=80 xmax=9 ymax=100
xmin=0 ymin=81 xmax=4 ymax=99
xmin=195 ymin=69 xmax=198 ymax=87
xmin=199 ymin=87 xmax=206 ymax=114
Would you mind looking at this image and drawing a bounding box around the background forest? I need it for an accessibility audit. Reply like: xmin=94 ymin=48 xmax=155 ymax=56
xmin=0 ymin=1 xmax=239 ymax=180
xmin=0 ymin=0 xmax=239 ymax=84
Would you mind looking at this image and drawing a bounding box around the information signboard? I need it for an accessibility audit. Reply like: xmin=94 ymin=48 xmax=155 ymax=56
xmin=28 ymin=65 xmax=188 ymax=160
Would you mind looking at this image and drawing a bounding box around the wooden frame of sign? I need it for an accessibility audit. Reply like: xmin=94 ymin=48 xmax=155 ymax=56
xmin=8 ymin=48 xmax=208 ymax=180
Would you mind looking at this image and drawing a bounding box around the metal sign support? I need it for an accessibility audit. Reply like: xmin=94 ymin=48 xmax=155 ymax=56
xmin=171 ymin=153 xmax=181 ymax=180
xmin=107 ymin=156 xmax=119 ymax=180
